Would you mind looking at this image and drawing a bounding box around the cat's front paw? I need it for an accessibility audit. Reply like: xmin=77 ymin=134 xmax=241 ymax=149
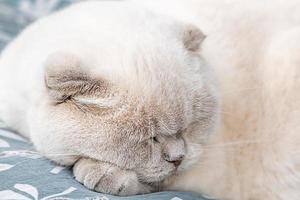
xmin=73 ymin=158 xmax=153 ymax=196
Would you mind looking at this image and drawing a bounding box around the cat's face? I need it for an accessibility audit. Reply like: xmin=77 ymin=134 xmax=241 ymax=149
xmin=31 ymin=15 xmax=218 ymax=185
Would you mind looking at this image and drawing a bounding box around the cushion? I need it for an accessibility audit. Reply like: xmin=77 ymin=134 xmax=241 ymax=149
xmin=0 ymin=1 xmax=211 ymax=199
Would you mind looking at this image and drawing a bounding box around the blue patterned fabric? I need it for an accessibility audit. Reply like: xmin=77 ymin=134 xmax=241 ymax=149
xmin=0 ymin=0 xmax=76 ymax=50
xmin=0 ymin=1 xmax=211 ymax=199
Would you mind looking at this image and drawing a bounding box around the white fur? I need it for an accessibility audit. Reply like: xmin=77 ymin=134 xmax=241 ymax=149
xmin=0 ymin=1 xmax=217 ymax=196
xmin=138 ymin=0 xmax=300 ymax=199
xmin=1 ymin=0 xmax=300 ymax=199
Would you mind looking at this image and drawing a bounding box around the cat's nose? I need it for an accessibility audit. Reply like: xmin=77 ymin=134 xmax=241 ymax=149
xmin=164 ymin=153 xmax=184 ymax=167
xmin=170 ymin=159 xmax=182 ymax=167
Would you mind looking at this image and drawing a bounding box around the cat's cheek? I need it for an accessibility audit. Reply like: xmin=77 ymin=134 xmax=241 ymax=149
xmin=179 ymin=139 xmax=204 ymax=172
xmin=135 ymin=144 xmax=175 ymax=183
xmin=27 ymin=101 xmax=80 ymax=166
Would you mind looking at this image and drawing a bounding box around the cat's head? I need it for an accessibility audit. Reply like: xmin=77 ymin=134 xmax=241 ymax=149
xmin=30 ymin=2 xmax=219 ymax=186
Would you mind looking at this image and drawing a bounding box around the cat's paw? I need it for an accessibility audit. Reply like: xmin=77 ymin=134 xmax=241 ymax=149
xmin=73 ymin=158 xmax=153 ymax=196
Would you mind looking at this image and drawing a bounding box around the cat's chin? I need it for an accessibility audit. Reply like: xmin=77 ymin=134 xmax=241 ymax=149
xmin=160 ymin=159 xmax=201 ymax=188
xmin=177 ymin=159 xmax=199 ymax=173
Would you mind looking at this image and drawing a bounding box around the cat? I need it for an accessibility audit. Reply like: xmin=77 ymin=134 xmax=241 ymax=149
xmin=0 ymin=0 xmax=218 ymax=197
xmin=1 ymin=0 xmax=300 ymax=199
xmin=137 ymin=0 xmax=300 ymax=199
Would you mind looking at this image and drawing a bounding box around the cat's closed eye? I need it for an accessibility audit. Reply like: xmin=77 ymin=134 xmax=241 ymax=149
xmin=151 ymin=136 xmax=159 ymax=143
xmin=175 ymin=129 xmax=185 ymax=138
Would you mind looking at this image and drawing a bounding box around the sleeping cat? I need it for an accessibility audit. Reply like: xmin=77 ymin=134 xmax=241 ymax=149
xmin=0 ymin=0 xmax=218 ymax=196
xmin=0 ymin=0 xmax=300 ymax=199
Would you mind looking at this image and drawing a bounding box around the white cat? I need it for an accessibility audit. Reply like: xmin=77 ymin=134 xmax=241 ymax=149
xmin=1 ymin=0 xmax=300 ymax=199
xmin=0 ymin=0 xmax=218 ymax=196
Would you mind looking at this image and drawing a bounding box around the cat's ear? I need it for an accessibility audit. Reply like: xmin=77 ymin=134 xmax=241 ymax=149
xmin=182 ymin=24 xmax=206 ymax=52
xmin=44 ymin=52 xmax=110 ymax=103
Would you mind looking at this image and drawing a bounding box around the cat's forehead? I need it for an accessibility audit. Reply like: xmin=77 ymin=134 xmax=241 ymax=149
xmin=143 ymin=100 xmax=185 ymax=137
xmin=156 ymin=119 xmax=183 ymax=136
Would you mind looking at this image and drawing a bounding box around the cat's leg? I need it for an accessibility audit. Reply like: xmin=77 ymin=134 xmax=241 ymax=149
xmin=73 ymin=158 xmax=153 ymax=196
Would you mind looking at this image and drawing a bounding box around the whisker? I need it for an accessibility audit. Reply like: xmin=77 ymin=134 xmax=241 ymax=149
xmin=222 ymin=86 xmax=263 ymax=95
xmin=203 ymin=139 xmax=265 ymax=149
xmin=70 ymin=99 xmax=88 ymax=113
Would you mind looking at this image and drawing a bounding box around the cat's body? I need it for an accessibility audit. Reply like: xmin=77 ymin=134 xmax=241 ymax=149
xmin=0 ymin=0 xmax=300 ymax=199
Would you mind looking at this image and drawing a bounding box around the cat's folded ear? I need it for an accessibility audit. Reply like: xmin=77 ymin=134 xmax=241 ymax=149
xmin=182 ymin=24 xmax=206 ymax=52
xmin=44 ymin=52 xmax=110 ymax=104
